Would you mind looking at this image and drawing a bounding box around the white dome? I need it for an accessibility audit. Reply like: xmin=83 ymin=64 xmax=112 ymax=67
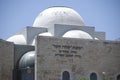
xmin=94 ymin=37 xmax=99 ymax=40
xmin=7 ymin=34 xmax=26 ymax=45
xmin=32 ymin=32 xmax=53 ymax=45
xmin=33 ymin=6 xmax=85 ymax=28
xmin=63 ymin=30 xmax=93 ymax=39
xmin=39 ymin=32 xmax=53 ymax=36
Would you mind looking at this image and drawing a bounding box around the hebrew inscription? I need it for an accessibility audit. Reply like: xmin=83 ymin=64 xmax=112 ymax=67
xmin=52 ymin=44 xmax=83 ymax=58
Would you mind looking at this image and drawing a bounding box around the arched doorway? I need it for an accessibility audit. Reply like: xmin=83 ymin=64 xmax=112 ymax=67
xmin=117 ymin=74 xmax=120 ymax=80
xmin=62 ymin=71 xmax=70 ymax=80
xmin=90 ymin=72 xmax=97 ymax=80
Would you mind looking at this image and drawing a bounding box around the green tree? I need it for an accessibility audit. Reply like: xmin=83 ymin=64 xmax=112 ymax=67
xmin=80 ymin=76 xmax=88 ymax=80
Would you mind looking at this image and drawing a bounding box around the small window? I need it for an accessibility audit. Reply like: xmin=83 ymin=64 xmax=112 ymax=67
xmin=90 ymin=72 xmax=97 ymax=80
xmin=62 ymin=71 xmax=70 ymax=80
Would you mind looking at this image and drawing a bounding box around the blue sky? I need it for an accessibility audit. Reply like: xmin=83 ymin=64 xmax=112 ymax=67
xmin=0 ymin=0 xmax=120 ymax=40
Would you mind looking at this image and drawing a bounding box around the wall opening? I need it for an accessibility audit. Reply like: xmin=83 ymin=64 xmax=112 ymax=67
xmin=62 ymin=71 xmax=70 ymax=80
xmin=117 ymin=74 xmax=120 ymax=80
xmin=90 ymin=72 xmax=97 ymax=80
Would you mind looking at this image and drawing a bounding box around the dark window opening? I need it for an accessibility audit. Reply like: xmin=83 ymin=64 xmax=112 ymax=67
xmin=62 ymin=71 xmax=70 ymax=80
xmin=90 ymin=72 xmax=97 ymax=80
xmin=117 ymin=74 xmax=120 ymax=80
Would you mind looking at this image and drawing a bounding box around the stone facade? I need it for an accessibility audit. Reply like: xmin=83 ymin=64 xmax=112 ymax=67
xmin=36 ymin=36 xmax=120 ymax=80
xmin=0 ymin=39 xmax=14 ymax=80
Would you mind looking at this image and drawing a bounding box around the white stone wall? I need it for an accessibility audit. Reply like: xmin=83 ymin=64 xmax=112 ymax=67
xmin=36 ymin=36 xmax=120 ymax=80
xmin=0 ymin=40 xmax=14 ymax=80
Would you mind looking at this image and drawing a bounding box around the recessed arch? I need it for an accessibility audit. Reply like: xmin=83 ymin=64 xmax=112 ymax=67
xmin=18 ymin=51 xmax=35 ymax=80
xmin=90 ymin=72 xmax=97 ymax=80
xmin=62 ymin=71 xmax=70 ymax=80
xmin=117 ymin=74 xmax=120 ymax=80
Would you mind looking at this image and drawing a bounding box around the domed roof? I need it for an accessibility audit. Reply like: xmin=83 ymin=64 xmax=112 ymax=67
xmin=63 ymin=30 xmax=93 ymax=39
xmin=94 ymin=37 xmax=99 ymax=40
xmin=19 ymin=51 xmax=35 ymax=69
xmin=7 ymin=34 xmax=26 ymax=45
xmin=33 ymin=6 xmax=85 ymax=28
xmin=39 ymin=32 xmax=53 ymax=36
xmin=32 ymin=32 xmax=53 ymax=45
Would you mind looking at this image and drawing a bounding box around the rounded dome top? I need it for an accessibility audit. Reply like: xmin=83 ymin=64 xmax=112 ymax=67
xmin=7 ymin=34 xmax=26 ymax=45
xmin=32 ymin=32 xmax=53 ymax=45
xmin=63 ymin=30 xmax=93 ymax=39
xmin=94 ymin=37 xmax=99 ymax=40
xmin=19 ymin=51 xmax=35 ymax=69
xmin=39 ymin=32 xmax=53 ymax=36
xmin=33 ymin=6 xmax=85 ymax=28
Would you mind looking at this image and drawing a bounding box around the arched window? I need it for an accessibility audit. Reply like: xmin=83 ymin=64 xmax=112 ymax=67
xmin=117 ymin=74 xmax=120 ymax=80
xmin=62 ymin=71 xmax=70 ymax=80
xmin=90 ymin=72 xmax=97 ymax=80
